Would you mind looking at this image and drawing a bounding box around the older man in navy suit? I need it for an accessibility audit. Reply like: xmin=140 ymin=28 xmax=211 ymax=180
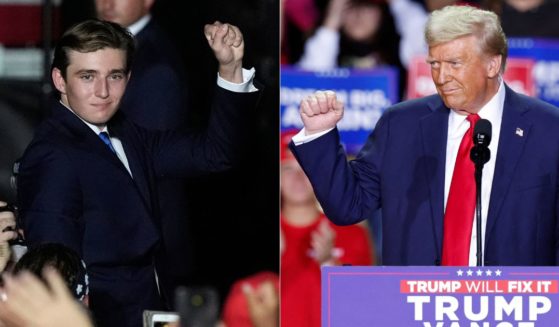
xmin=291 ymin=5 xmax=559 ymax=267
xmin=95 ymin=0 xmax=189 ymax=129
xmin=17 ymin=19 xmax=258 ymax=327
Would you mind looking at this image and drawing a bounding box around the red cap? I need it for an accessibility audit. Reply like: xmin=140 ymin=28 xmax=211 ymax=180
xmin=280 ymin=129 xmax=299 ymax=162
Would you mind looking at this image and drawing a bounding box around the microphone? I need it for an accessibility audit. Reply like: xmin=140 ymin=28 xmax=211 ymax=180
xmin=469 ymin=118 xmax=492 ymax=266
xmin=470 ymin=119 xmax=492 ymax=166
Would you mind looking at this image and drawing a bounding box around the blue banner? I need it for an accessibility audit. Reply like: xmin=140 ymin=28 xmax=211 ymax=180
xmin=280 ymin=66 xmax=399 ymax=155
xmin=509 ymin=38 xmax=559 ymax=107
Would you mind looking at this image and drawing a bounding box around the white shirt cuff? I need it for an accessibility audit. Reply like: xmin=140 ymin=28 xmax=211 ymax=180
xmin=291 ymin=127 xmax=335 ymax=145
xmin=217 ymin=67 xmax=258 ymax=93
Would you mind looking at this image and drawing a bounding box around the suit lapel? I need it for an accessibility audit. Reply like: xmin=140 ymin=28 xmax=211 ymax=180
xmin=52 ymin=101 xmax=132 ymax=175
xmin=53 ymin=102 xmax=154 ymax=213
xmin=110 ymin=118 xmax=153 ymax=213
xmin=420 ymin=99 xmax=450 ymax=258
xmin=485 ymin=87 xmax=531 ymax=244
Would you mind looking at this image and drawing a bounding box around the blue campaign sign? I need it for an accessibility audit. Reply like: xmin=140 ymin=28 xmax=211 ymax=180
xmin=508 ymin=38 xmax=559 ymax=107
xmin=280 ymin=66 xmax=399 ymax=155
xmin=323 ymin=266 xmax=559 ymax=327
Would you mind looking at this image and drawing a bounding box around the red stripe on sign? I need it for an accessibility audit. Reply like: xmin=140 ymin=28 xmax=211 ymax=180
xmin=400 ymin=280 xmax=559 ymax=294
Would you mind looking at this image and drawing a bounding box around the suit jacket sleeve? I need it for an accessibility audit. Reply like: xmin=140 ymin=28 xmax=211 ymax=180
xmin=18 ymin=140 xmax=83 ymax=254
xmin=290 ymin=111 xmax=391 ymax=225
xmin=122 ymin=63 xmax=188 ymax=130
xmin=143 ymin=85 xmax=260 ymax=177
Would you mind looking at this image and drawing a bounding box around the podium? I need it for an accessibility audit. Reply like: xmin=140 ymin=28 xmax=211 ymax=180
xmin=322 ymin=266 xmax=559 ymax=326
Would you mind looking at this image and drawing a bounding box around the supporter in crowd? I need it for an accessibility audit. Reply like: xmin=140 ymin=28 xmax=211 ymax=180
xmin=95 ymin=0 xmax=189 ymax=130
xmin=386 ymin=0 xmax=429 ymax=68
xmin=0 ymin=202 xmax=18 ymax=273
xmin=94 ymin=0 xmax=195 ymax=305
xmin=297 ymin=0 xmax=402 ymax=71
xmin=484 ymin=0 xmax=559 ymax=38
xmin=13 ymin=243 xmax=89 ymax=305
xmin=281 ymin=0 xmax=320 ymax=64
xmin=280 ymin=130 xmax=373 ymax=327
xmin=0 ymin=268 xmax=93 ymax=327
xmin=387 ymin=0 xmax=480 ymax=69
xmin=221 ymin=271 xmax=279 ymax=327
xmin=17 ymin=19 xmax=258 ymax=327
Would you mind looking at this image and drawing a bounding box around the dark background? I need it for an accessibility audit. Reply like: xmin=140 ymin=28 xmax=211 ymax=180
xmin=0 ymin=0 xmax=278 ymax=307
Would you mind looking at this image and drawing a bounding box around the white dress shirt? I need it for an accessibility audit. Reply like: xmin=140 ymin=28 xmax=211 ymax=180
xmin=59 ymin=101 xmax=133 ymax=176
xmin=127 ymin=14 xmax=151 ymax=36
xmin=445 ymin=81 xmax=505 ymax=266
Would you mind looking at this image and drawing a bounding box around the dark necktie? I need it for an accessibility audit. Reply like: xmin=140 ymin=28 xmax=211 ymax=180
xmin=98 ymin=131 xmax=117 ymax=154
xmin=442 ymin=114 xmax=480 ymax=266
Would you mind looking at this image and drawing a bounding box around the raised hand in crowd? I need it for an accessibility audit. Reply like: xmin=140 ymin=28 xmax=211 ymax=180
xmin=310 ymin=220 xmax=336 ymax=265
xmin=324 ymin=0 xmax=350 ymax=31
xmin=0 ymin=203 xmax=17 ymax=243
xmin=204 ymin=21 xmax=244 ymax=83
xmin=0 ymin=268 xmax=93 ymax=327
xmin=300 ymin=90 xmax=344 ymax=135
xmin=0 ymin=202 xmax=18 ymax=272
xmin=243 ymin=281 xmax=279 ymax=327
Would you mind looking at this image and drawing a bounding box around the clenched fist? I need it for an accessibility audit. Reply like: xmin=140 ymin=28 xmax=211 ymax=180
xmin=300 ymin=90 xmax=344 ymax=135
xmin=204 ymin=21 xmax=244 ymax=83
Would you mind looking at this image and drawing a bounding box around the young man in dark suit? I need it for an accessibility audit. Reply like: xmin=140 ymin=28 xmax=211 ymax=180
xmin=291 ymin=5 xmax=559 ymax=267
xmin=95 ymin=0 xmax=194 ymax=303
xmin=17 ymin=19 xmax=258 ymax=327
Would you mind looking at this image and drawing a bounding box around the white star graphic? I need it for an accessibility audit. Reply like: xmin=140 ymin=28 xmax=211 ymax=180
xmin=476 ymin=269 xmax=483 ymax=276
xmin=457 ymin=269 xmax=464 ymax=276
xmin=467 ymin=269 xmax=473 ymax=276
xmin=495 ymin=269 xmax=502 ymax=276
xmin=485 ymin=269 xmax=492 ymax=276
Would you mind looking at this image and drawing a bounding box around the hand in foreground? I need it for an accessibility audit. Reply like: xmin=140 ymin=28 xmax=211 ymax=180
xmin=243 ymin=281 xmax=279 ymax=327
xmin=0 ymin=268 xmax=93 ymax=327
xmin=0 ymin=202 xmax=18 ymax=273
xmin=204 ymin=21 xmax=244 ymax=83
xmin=300 ymin=90 xmax=344 ymax=135
xmin=0 ymin=202 xmax=17 ymax=243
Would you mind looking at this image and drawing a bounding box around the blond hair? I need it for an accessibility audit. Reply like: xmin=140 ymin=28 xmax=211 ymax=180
xmin=425 ymin=5 xmax=507 ymax=73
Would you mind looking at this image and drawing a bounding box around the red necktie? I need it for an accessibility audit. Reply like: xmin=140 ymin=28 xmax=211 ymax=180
xmin=442 ymin=114 xmax=480 ymax=266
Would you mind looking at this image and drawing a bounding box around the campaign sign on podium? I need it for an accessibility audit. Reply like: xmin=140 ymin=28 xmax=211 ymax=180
xmin=323 ymin=266 xmax=559 ymax=326
xmin=280 ymin=66 xmax=398 ymax=155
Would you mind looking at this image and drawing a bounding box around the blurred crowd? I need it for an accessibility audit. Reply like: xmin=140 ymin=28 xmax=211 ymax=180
xmin=0 ymin=208 xmax=279 ymax=327
xmin=282 ymin=0 xmax=559 ymax=99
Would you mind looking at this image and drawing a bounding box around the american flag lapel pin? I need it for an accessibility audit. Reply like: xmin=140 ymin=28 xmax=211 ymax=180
xmin=515 ymin=127 xmax=524 ymax=137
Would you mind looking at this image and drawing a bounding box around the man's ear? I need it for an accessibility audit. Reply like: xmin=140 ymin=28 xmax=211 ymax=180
xmin=52 ymin=68 xmax=67 ymax=94
xmin=486 ymin=54 xmax=502 ymax=79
